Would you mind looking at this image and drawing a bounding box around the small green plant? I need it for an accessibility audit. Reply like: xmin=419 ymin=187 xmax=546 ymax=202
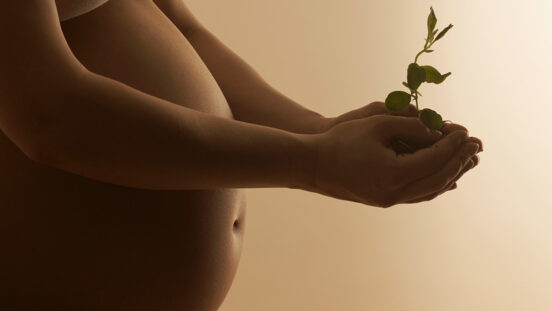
xmin=385 ymin=7 xmax=453 ymax=130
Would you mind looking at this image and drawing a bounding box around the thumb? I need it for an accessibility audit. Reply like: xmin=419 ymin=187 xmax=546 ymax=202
xmin=334 ymin=102 xmax=386 ymax=124
xmin=377 ymin=116 xmax=442 ymax=145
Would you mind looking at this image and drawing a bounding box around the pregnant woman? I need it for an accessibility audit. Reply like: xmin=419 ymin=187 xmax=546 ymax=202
xmin=0 ymin=1 xmax=482 ymax=310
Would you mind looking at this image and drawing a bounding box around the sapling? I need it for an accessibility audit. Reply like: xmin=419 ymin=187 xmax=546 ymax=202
xmin=385 ymin=7 xmax=453 ymax=153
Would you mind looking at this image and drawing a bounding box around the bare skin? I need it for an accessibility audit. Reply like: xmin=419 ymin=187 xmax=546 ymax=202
xmin=0 ymin=1 xmax=482 ymax=310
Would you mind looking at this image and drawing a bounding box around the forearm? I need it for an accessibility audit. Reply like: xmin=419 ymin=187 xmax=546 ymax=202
xmin=32 ymin=71 xmax=315 ymax=190
xmin=176 ymin=25 xmax=328 ymax=134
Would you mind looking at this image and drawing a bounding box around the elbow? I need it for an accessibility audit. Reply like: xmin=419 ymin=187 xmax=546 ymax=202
xmin=0 ymin=60 xmax=90 ymax=166
xmin=0 ymin=118 xmax=56 ymax=165
xmin=0 ymin=128 xmax=53 ymax=165
xmin=22 ymin=108 xmax=80 ymax=169
xmin=3 ymin=75 xmax=90 ymax=167
xmin=12 ymin=123 xmax=60 ymax=166
xmin=24 ymin=142 xmax=49 ymax=165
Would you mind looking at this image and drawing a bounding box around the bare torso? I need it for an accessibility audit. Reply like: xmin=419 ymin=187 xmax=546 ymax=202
xmin=0 ymin=1 xmax=245 ymax=310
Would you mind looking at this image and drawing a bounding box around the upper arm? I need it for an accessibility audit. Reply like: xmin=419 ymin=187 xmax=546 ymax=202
xmin=153 ymin=0 xmax=206 ymax=35
xmin=0 ymin=1 xmax=86 ymax=159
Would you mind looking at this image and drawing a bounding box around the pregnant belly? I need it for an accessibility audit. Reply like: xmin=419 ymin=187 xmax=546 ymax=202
xmin=0 ymin=1 xmax=245 ymax=311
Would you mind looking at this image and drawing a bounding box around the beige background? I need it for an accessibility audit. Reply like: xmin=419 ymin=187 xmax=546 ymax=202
xmin=185 ymin=0 xmax=552 ymax=310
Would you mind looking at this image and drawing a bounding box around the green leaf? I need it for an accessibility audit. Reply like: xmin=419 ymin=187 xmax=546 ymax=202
xmin=407 ymin=63 xmax=426 ymax=91
xmin=427 ymin=7 xmax=437 ymax=39
xmin=419 ymin=108 xmax=443 ymax=130
xmin=421 ymin=65 xmax=451 ymax=84
xmin=435 ymin=24 xmax=453 ymax=41
xmin=385 ymin=91 xmax=412 ymax=113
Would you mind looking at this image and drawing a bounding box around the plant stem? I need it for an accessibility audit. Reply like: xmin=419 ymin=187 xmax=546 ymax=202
xmin=414 ymin=50 xmax=424 ymax=64
xmin=414 ymin=40 xmax=436 ymax=64
xmin=411 ymin=91 xmax=419 ymax=112
xmin=413 ymin=37 xmax=437 ymax=109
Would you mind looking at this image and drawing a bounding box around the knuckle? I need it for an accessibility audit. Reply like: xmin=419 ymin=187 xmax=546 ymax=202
xmin=363 ymin=102 xmax=379 ymax=113
xmin=366 ymin=101 xmax=387 ymax=116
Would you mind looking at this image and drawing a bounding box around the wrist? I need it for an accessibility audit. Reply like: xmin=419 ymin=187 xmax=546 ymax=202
xmin=306 ymin=116 xmax=336 ymax=134
xmin=286 ymin=132 xmax=320 ymax=191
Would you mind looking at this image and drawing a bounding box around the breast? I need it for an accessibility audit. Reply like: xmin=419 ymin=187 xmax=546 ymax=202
xmin=0 ymin=1 xmax=244 ymax=311
xmin=60 ymin=0 xmax=233 ymax=118
xmin=55 ymin=0 xmax=110 ymax=21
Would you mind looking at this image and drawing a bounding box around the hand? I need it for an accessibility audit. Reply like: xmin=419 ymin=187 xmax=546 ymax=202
xmin=321 ymin=101 xmax=482 ymax=154
xmin=317 ymin=101 xmax=483 ymax=201
xmin=306 ymin=114 xmax=480 ymax=207
xmin=318 ymin=101 xmax=419 ymax=132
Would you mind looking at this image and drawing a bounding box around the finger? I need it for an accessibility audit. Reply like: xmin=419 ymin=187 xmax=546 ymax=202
xmin=441 ymin=122 xmax=483 ymax=152
xmin=333 ymin=102 xmax=387 ymax=124
xmin=368 ymin=102 xmax=417 ymax=117
xmin=445 ymin=158 xmax=475 ymax=190
xmin=403 ymin=157 xmax=475 ymax=203
xmin=403 ymin=158 xmax=473 ymax=204
xmin=472 ymin=154 xmax=479 ymax=167
xmin=398 ymin=142 xmax=479 ymax=203
xmin=389 ymin=103 xmax=418 ymax=117
xmin=466 ymin=136 xmax=483 ymax=152
xmin=395 ymin=130 xmax=468 ymax=183
xmin=366 ymin=101 xmax=388 ymax=115
xmin=378 ymin=116 xmax=444 ymax=146
xmin=422 ymin=158 xmax=474 ymax=202
xmin=445 ymin=154 xmax=479 ymax=189
xmin=441 ymin=122 xmax=467 ymax=134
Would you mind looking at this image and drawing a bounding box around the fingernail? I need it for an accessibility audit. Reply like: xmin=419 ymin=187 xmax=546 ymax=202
xmin=466 ymin=137 xmax=483 ymax=153
xmin=465 ymin=142 xmax=479 ymax=155
xmin=432 ymin=130 xmax=443 ymax=136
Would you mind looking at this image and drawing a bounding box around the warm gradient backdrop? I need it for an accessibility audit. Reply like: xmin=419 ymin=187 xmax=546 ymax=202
xmin=185 ymin=0 xmax=552 ymax=310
